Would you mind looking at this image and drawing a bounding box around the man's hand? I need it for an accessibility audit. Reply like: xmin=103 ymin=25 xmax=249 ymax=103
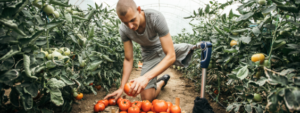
xmin=103 ymin=88 xmax=123 ymax=102
xmin=129 ymin=76 xmax=150 ymax=97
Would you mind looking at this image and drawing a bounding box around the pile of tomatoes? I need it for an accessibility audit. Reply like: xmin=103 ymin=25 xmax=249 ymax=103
xmin=94 ymin=97 xmax=181 ymax=113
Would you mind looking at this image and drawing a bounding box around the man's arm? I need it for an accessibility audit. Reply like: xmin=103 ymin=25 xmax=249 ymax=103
xmin=129 ymin=33 xmax=176 ymax=96
xmin=119 ymin=40 xmax=134 ymax=89
xmin=142 ymin=33 xmax=175 ymax=81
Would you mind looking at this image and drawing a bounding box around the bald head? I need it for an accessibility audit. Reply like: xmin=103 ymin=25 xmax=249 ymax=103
xmin=116 ymin=0 xmax=137 ymax=16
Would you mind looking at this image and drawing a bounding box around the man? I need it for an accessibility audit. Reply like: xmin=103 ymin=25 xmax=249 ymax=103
xmin=104 ymin=0 xmax=200 ymax=102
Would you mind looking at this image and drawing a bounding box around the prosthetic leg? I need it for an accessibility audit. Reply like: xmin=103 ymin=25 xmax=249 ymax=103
xmin=192 ymin=41 xmax=214 ymax=113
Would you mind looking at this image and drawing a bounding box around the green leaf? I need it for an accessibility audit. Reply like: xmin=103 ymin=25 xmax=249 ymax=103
xmin=248 ymin=77 xmax=267 ymax=86
xmin=21 ymin=93 xmax=33 ymax=111
xmin=277 ymin=5 xmax=299 ymax=13
xmin=41 ymin=21 xmax=65 ymax=30
xmin=49 ymin=0 xmax=71 ymax=7
xmin=23 ymin=54 xmax=38 ymax=80
xmin=72 ymin=15 xmax=87 ymax=20
xmin=0 ymin=49 xmax=20 ymax=61
xmin=0 ymin=69 xmax=19 ymax=83
xmin=262 ymin=5 xmax=276 ymax=14
xmin=266 ymin=92 xmax=279 ymax=112
xmin=47 ymin=78 xmax=66 ymax=89
xmin=60 ymin=75 xmax=75 ymax=85
xmin=87 ymin=86 xmax=97 ymax=95
xmin=10 ymin=87 xmax=20 ymax=107
xmin=283 ymin=88 xmax=300 ymax=111
xmin=65 ymin=13 xmax=72 ymax=23
xmin=24 ymin=83 xmax=38 ymax=97
xmin=19 ymin=30 xmax=44 ymax=45
xmin=0 ymin=18 xmax=26 ymax=36
xmin=234 ymin=86 xmax=243 ymax=90
xmin=236 ymin=65 xmax=249 ymax=80
xmin=241 ymin=36 xmax=251 ymax=44
xmin=229 ymin=9 xmax=233 ymax=19
xmin=49 ymin=88 xmax=64 ymax=106
xmin=236 ymin=12 xmax=254 ymax=22
xmin=224 ymin=48 xmax=238 ymax=53
xmin=88 ymin=26 xmax=95 ymax=39
xmin=205 ymin=4 xmax=210 ymax=13
xmin=252 ymin=26 xmax=261 ymax=37
xmin=87 ymin=60 xmax=102 ymax=71
xmin=245 ymin=104 xmax=252 ymax=112
xmin=45 ymin=61 xmax=56 ymax=69
xmin=265 ymin=71 xmax=288 ymax=86
xmin=226 ymin=103 xmax=235 ymax=112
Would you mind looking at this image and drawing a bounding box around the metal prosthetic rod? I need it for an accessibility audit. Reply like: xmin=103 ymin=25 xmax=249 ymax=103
xmin=198 ymin=41 xmax=212 ymax=98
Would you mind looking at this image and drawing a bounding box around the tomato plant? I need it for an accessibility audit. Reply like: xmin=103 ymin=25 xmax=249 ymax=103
xmin=173 ymin=0 xmax=300 ymax=112
xmin=0 ymin=0 xmax=141 ymax=112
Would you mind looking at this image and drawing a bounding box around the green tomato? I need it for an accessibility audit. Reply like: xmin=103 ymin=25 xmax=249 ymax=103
xmin=53 ymin=11 xmax=60 ymax=18
xmin=41 ymin=48 xmax=48 ymax=57
xmin=258 ymin=0 xmax=266 ymax=5
xmin=43 ymin=5 xmax=55 ymax=14
xmin=64 ymin=48 xmax=71 ymax=56
xmin=73 ymin=92 xmax=78 ymax=97
xmin=32 ymin=0 xmax=41 ymax=8
xmin=263 ymin=60 xmax=270 ymax=68
xmin=253 ymin=93 xmax=262 ymax=102
xmin=52 ymin=51 xmax=63 ymax=60
xmin=80 ymin=60 xmax=86 ymax=67
xmin=255 ymin=71 xmax=261 ymax=79
xmin=47 ymin=54 xmax=52 ymax=60
xmin=66 ymin=7 xmax=72 ymax=13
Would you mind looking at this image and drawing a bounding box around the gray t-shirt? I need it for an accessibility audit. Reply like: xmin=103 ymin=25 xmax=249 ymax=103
xmin=119 ymin=9 xmax=169 ymax=57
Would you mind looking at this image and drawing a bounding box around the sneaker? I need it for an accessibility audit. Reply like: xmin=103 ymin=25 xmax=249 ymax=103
xmin=156 ymin=74 xmax=170 ymax=90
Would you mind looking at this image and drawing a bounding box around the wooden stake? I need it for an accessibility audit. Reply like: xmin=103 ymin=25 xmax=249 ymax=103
xmin=175 ymin=97 xmax=180 ymax=106
xmin=111 ymin=108 xmax=115 ymax=113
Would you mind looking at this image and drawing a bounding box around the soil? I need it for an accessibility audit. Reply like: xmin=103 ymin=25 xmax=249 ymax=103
xmin=70 ymin=68 xmax=227 ymax=113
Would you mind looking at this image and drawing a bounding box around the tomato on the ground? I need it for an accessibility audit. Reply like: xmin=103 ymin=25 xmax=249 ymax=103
xmin=142 ymin=100 xmax=152 ymax=112
xmin=119 ymin=99 xmax=131 ymax=111
xmin=94 ymin=103 xmax=105 ymax=112
xmin=128 ymin=106 xmax=140 ymax=113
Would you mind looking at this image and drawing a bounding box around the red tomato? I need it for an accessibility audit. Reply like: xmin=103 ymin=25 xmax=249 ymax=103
xmin=89 ymin=83 xmax=93 ymax=85
xmin=166 ymin=102 xmax=173 ymax=108
xmin=119 ymin=99 xmax=131 ymax=111
xmin=132 ymin=101 xmax=142 ymax=109
xmin=142 ymin=100 xmax=152 ymax=112
xmin=97 ymin=99 xmax=108 ymax=107
xmin=117 ymin=97 xmax=123 ymax=105
xmin=170 ymin=105 xmax=181 ymax=113
xmin=120 ymin=111 xmax=127 ymax=113
xmin=108 ymin=98 xmax=116 ymax=106
xmin=141 ymin=112 xmax=146 ymax=113
xmin=214 ymin=89 xmax=219 ymax=95
xmin=128 ymin=106 xmax=140 ymax=113
xmin=124 ymin=82 xmax=134 ymax=96
xmin=94 ymin=103 xmax=105 ymax=112
xmin=153 ymin=100 xmax=168 ymax=112
xmin=152 ymin=99 xmax=159 ymax=105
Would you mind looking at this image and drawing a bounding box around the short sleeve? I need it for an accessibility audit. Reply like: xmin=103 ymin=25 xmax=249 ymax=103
xmin=119 ymin=28 xmax=130 ymax=42
xmin=154 ymin=11 xmax=169 ymax=37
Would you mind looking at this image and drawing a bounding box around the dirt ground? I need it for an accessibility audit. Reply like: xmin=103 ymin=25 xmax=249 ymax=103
xmin=71 ymin=68 xmax=226 ymax=113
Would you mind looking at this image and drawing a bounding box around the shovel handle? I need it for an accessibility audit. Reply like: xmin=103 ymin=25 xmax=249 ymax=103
xmin=199 ymin=41 xmax=212 ymax=98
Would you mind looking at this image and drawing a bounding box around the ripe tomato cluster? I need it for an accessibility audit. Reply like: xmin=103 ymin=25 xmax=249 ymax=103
xmin=94 ymin=97 xmax=182 ymax=113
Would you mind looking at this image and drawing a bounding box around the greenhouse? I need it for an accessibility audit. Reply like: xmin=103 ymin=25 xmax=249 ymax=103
xmin=0 ymin=0 xmax=299 ymax=112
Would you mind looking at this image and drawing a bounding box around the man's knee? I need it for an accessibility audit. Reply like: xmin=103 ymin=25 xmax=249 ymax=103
xmin=141 ymin=88 xmax=156 ymax=101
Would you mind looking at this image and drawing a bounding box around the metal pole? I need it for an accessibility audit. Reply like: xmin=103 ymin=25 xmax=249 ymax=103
xmin=200 ymin=68 xmax=207 ymax=98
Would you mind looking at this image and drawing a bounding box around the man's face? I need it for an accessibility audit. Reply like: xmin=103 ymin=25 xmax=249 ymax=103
xmin=118 ymin=8 xmax=140 ymax=31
